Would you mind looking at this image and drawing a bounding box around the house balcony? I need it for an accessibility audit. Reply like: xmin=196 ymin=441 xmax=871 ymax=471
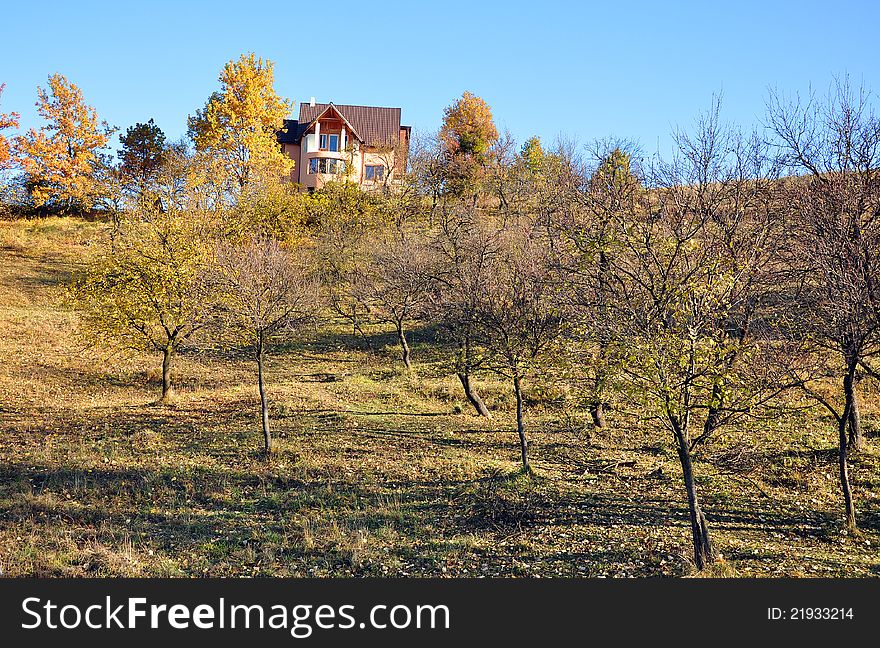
xmin=304 ymin=151 xmax=351 ymax=188
xmin=307 ymin=150 xmax=347 ymax=161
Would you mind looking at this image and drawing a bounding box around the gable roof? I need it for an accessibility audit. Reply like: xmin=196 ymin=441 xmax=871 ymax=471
xmin=279 ymin=102 xmax=405 ymax=147
xmin=305 ymin=103 xmax=364 ymax=142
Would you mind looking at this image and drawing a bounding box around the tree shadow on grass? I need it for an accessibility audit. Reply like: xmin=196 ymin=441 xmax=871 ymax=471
xmin=764 ymin=447 xmax=839 ymax=464
xmin=0 ymin=250 xmax=78 ymax=290
xmin=2 ymin=456 xmax=874 ymax=577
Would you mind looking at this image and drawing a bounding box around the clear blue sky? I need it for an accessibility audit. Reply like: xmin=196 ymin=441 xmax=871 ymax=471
xmin=2 ymin=0 xmax=878 ymax=158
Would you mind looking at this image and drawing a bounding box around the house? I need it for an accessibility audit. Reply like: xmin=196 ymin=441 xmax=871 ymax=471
xmin=278 ymin=99 xmax=411 ymax=190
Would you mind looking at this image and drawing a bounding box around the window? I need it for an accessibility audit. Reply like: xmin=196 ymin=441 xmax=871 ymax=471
xmin=327 ymin=158 xmax=344 ymax=174
xmin=308 ymin=158 xmax=347 ymax=175
xmin=319 ymin=133 xmax=341 ymax=152
xmin=365 ymin=165 xmax=385 ymax=181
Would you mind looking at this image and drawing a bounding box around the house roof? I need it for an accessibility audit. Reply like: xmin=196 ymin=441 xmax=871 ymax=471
xmin=279 ymin=102 xmax=407 ymax=147
xmin=277 ymin=119 xmax=309 ymax=144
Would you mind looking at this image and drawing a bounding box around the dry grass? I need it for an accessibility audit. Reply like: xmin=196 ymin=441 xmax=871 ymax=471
xmin=0 ymin=216 xmax=878 ymax=578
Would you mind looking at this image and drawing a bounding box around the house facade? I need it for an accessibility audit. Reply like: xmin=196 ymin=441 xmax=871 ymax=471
xmin=278 ymin=100 xmax=411 ymax=190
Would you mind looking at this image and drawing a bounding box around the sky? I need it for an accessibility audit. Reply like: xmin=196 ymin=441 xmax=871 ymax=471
xmin=1 ymin=0 xmax=878 ymax=159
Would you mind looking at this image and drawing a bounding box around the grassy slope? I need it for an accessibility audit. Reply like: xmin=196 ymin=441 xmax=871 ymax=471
xmin=0 ymin=217 xmax=878 ymax=577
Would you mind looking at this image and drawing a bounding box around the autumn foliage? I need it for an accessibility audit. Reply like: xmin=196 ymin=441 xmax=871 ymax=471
xmin=0 ymin=83 xmax=20 ymax=171
xmin=14 ymin=74 xmax=114 ymax=212
xmin=5 ymin=55 xmax=880 ymax=576
xmin=188 ymin=53 xmax=293 ymax=194
xmin=440 ymin=91 xmax=499 ymax=157
xmin=435 ymin=91 xmax=500 ymax=196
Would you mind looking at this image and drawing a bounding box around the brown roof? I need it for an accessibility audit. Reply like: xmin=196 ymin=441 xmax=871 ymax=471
xmin=297 ymin=103 xmax=405 ymax=146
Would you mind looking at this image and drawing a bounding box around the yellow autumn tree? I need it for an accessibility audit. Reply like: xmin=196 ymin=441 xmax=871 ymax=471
xmin=0 ymin=83 xmax=20 ymax=171
xmin=438 ymin=91 xmax=499 ymax=197
xmin=14 ymin=74 xmax=114 ymax=213
xmin=69 ymin=202 xmax=213 ymax=402
xmin=188 ymin=53 xmax=294 ymax=195
xmin=439 ymin=91 xmax=499 ymax=158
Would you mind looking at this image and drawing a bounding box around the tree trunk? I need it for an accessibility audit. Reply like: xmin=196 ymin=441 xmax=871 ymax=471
xmin=513 ymin=374 xmax=530 ymax=472
xmin=847 ymin=383 xmax=863 ymax=452
xmin=110 ymin=210 xmax=121 ymax=252
xmin=672 ymin=419 xmax=717 ymax=570
xmin=257 ymin=335 xmax=272 ymax=457
xmin=160 ymin=345 xmax=174 ymax=401
xmin=589 ymin=401 xmax=607 ymax=429
xmin=839 ymin=370 xmax=858 ymax=530
xmin=704 ymin=340 xmax=743 ymax=440
xmin=703 ymin=381 xmax=723 ymax=438
xmin=351 ymin=305 xmax=373 ymax=350
xmin=396 ymin=323 xmax=412 ymax=370
xmin=457 ymin=371 xmax=491 ymax=418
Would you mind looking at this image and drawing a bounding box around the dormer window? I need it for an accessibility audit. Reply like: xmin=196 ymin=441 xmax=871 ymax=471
xmin=319 ymin=133 xmax=340 ymax=152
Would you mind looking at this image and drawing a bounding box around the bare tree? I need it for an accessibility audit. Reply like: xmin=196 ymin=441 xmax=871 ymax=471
xmin=209 ymin=235 xmax=319 ymax=456
xmin=470 ymin=222 xmax=569 ymax=471
xmin=604 ymin=100 xmax=791 ymax=569
xmin=407 ymin=130 xmax=446 ymax=222
xmin=310 ymin=183 xmax=386 ymax=349
xmin=354 ymin=227 xmax=434 ymax=370
xmin=768 ymin=78 xmax=880 ymax=529
xmin=427 ymin=200 xmax=497 ymax=418
xmin=362 ymin=134 xmax=411 ymax=194
xmin=669 ymin=107 xmax=784 ymax=444
xmin=558 ymin=140 xmax=642 ymax=429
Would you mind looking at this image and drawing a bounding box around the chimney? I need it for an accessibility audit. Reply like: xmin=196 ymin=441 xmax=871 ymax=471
xmin=309 ymin=96 xmax=316 ymax=107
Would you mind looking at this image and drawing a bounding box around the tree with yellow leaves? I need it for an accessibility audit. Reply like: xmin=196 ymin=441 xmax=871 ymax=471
xmin=188 ymin=53 xmax=294 ymax=196
xmin=69 ymin=202 xmax=213 ymax=402
xmin=14 ymin=74 xmax=115 ymax=213
xmin=440 ymin=91 xmax=499 ymax=158
xmin=0 ymin=83 xmax=20 ymax=172
xmin=438 ymin=91 xmax=499 ymax=197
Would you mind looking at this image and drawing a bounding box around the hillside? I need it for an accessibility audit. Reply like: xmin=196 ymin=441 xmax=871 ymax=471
xmin=0 ymin=216 xmax=878 ymax=577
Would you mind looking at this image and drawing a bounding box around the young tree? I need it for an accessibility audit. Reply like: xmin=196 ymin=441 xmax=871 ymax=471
xmin=310 ymin=182 xmax=388 ymax=349
xmin=209 ymin=236 xmax=319 ymax=456
xmin=612 ymin=209 xmax=722 ymax=568
xmin=361 ymin=135 xmax=411 ymax=193
xmin=152 ymin=139 xmax=220 ymax=214
xmin=554 ymin=142 xmax=640 ymax=429
xmin=768 ymin=79 xmax=880 ymax=529
xmin=0 ymin=83 xmax=20 ymax=171
xmin=94 ymin=152 xmax=127 ymax=238
xmin=14 ymin=73 xmax=115 ymax=213
xmin=407 ymin=130 xmax=447 ymax=220
xmin=428 ymin=202 xmax=497 ymax=418
xmin=471 ymin=223 xmax=568 ymax=471
xmin=607 ymin=104 xmax=789 ymax=569
xmin=354 ymin=227 xmax=433 ymax=370
xmin=118 ymin=119 xmax=167 ymax=203
xmin=188 ymin=53 xmax=293 ymax=195
xmin=70 ymin=205 xmax=211 ymax=401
